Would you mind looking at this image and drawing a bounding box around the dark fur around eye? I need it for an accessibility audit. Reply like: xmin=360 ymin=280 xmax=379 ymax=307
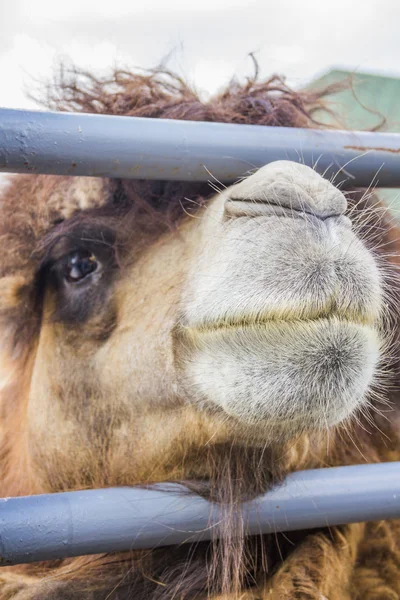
xmin=40 ymin=225 xmax=119 ymax=325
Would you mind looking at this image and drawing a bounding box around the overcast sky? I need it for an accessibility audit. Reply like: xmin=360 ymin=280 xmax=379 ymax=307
xmin=1 ymin=0 xmax=400 ymax=110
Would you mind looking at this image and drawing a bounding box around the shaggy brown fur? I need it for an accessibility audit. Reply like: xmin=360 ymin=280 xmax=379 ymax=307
xmin=0 ymin=67 xmax=399 ymax=599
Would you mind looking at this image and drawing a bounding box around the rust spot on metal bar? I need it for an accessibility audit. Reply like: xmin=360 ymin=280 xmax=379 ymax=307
xmin=344 ymin=145 xmax=400 ymax=154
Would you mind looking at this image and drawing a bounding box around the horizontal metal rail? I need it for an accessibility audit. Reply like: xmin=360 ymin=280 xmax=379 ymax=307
xmin=1 ymin=108 xmax=400 ymax=186
xmin=1 ymin=462 xmax=399 ymax=566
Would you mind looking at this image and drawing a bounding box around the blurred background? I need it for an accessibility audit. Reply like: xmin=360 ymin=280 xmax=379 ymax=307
xmin=1 ymin=0 xmax=400 ymax=204
xmin=1 ymin=0 xmax=399 ymax=109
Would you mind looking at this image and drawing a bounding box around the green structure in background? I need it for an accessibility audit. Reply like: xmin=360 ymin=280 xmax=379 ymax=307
xmin=307 ymin=69 xmax=400 ymax=214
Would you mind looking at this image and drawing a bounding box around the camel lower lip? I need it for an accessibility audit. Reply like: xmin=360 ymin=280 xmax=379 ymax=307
xmin=179 ymin=317 xmax=381 ymax=430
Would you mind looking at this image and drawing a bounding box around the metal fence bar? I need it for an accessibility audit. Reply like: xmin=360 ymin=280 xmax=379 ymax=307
xmin=1 ymin=108 xmax=400 ymax=186
xmin=1 ymin=462 xmax=399 ymax=566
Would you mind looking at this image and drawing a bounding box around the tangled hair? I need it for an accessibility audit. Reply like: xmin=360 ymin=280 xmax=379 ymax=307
xmin=41 ymin=63 xmax=332 ymax=123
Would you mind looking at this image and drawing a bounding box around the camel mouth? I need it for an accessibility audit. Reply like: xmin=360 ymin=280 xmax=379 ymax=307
xmin=183 ymin=311 xmax=378 ymax=335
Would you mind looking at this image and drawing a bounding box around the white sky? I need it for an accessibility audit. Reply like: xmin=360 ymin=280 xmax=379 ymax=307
xmin=1 ymin=0 xmax=400 ymax=110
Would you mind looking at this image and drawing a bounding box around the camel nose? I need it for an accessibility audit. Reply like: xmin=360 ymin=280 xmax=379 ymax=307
xmin=224 ymin=160 xmax=347 ymax=221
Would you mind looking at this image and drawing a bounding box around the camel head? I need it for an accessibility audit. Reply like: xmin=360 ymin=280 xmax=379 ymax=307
xmin=0 ymin=158 xmax=386 ymax=495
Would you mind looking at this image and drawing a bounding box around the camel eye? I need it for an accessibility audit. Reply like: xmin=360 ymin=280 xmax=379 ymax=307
xmin=65 ymin=250 xmax=99 ymax=283
xmin=41 ymin=229 xmax=117 ymax=325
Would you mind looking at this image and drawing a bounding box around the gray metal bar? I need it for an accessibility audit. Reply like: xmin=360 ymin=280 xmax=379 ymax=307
xmin=1 ymin=462 xmax=399 ymax=566
xmin=1 ymin=108 xmax=400 ymax=186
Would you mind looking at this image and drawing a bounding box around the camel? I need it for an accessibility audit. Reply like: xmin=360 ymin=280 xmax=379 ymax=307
xmin=0 ymin=68 xmax=399 ymax=599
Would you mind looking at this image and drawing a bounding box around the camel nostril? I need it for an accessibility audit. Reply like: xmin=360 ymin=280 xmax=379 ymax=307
xmin=226 ymin=161 xmax=348 ymax=221
xmin=223 ymin=198 xmax=349 ymax=224
xmin=223 ymin=199 xmax=301 ymax=220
